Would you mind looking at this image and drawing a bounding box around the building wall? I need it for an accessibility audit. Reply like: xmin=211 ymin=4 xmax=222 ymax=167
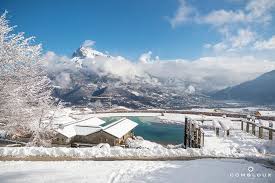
xmin=53 ymin=130 xmax=135 ymax=146
xmin=73 ymin=130 xmax=134 ymax=146
xmin=52 ymin=133 xmax=71 ymax=145
xmin=119 ymin=131 xmax=133 ymax=145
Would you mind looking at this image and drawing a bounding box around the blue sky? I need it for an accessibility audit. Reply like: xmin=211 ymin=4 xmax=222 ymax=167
xmin=1 ymin=0 xmax=275 ymax=60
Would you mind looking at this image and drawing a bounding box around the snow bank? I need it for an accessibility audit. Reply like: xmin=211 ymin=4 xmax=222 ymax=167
xmin=218 ymin=119 xmax=231 ymax=131
xmin=3 ymin=109 xmax=273 ymax=160
xmin=0 ymin=130 xmax=7 ymax=138
xmin=212 ymin=120 xmax=221 ymax=128
xmin=1 ymin=159 xmax=273 ymax=183
xmin=0 ymin=160 xmax=175 ymax=183
xmin=0 ymin=130 xmax=274 ymax=160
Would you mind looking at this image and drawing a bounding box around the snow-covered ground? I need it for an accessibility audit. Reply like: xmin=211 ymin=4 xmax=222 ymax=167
xmin=0 ymin=129 xmax=274 ymax=160
xmin=53 ymin=108 xmax=275 ymax=128
xmin=0 ymin=159 xmax=274 ymax=183
xmin=1 ymin=108 xmax=274 ymax=160
xmin=1 ymin=108 xmax=275 ymax=182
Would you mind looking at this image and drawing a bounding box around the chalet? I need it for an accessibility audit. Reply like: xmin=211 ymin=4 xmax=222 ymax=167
xmin=74 ymin=118 xmax=138 ymax=146
xmin=53 ymin=117 xmax=138 ymax=146
xmin=53 ymin=117 xmax=105 ymax=145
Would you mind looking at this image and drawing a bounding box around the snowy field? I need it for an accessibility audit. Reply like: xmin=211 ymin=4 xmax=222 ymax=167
xmin=0 ymin=129 xmax=274 ymax=160
xmin=0 ymin=159 xmax=274 ymax=183
xmin=53 ymin=108 xmax=275 ymax=128
xmin=0 ymin=109 xmax=275 ymax=183
xmin=1 ymin=108 xmax=275 ymax=160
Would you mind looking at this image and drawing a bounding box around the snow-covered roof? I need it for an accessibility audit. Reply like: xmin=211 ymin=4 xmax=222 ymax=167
xmin=57 ymin=117 xmax=105 ymax=138
xmin=103 ymin=118 xmax=138 ymax=138
xmin=63 ymin=117 xmax=105 ymax=127
xmin=109 ymin=106 xmax=132 ymax=111
xmin=56 ymin=117 xmax=138 ymax=139
xmin=57 ymin=125 xmax=76 ymax=138
xmin=258 ymin=111 xmax=275 ymax=117
xmin=74 ymin=126 xmax=101 ymax=136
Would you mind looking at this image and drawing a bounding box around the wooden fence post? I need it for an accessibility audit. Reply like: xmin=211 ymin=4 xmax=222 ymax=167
xmin=190 ymin=123 xmax=194 ymax=148
xmin=184 ymin=117 xmax=188 ymax=148
xmin=269 ymin=129 xmax=273 ymax=140
xmin=189 ymin=120 xmax=192 ymax=148
xmin=194 ymin=128 xmax=198 ymax=148
xmin=184 ymin=117 xmax=205 ymax=148
xmin=216 ymin=128 xmax=219 ymax=136
xmin=192 ymin=124 xmax=195 ymax=148
xmin=252 ymin=124 xmax=256 ymax=135
xmin=196 ymin=128 xmax=199 ymax=148
xmin=202 ymin=132 xmax=204 ymax=147
xmin=241 ymin=121 xmax=244 ymax=131
xmin=197 ymin=128 xmax=201 ymax=148
xmin=259 ymin=126 xmax=263 ymax=139
xmin=246 ymin=122 xmax=249 ymax=133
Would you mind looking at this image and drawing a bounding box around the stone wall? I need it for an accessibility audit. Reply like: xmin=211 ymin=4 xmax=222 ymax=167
xmin=52 ymin=133 xmax=71 ymax=145
xmin=53 ymin=130 xmax=134 ymax=146
xmin=74 ymin=130 xmax=134 ymax=146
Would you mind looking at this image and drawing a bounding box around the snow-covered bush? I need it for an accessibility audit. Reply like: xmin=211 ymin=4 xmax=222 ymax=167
xmin=126 ymin=138 xmax=164 ymax=149
xmin=0 ymin=12 xmax=54 ymax=146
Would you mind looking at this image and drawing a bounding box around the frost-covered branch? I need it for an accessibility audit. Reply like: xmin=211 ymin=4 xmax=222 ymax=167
xmin=0 ymin=12 xmax=54 ymax=146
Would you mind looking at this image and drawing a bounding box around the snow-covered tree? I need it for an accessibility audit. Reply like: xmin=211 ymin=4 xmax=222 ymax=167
xmin=0 ymin=12 xmax=54 ymax=146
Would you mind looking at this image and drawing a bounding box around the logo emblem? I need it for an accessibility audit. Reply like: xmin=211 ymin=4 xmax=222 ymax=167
xmin=248 ymin=166 xmax=254 ymax=172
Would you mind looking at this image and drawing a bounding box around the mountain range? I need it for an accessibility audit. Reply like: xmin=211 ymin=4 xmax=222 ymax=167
xmin=49 ymin=45 xmax=275 ymax=108
xmin=212 ymin=70 xmax=275 ymax=104
xmin=50 ymin=46 xmax=225 ymax=109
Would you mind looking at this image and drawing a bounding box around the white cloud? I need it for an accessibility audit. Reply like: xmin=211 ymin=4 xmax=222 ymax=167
xmin=254 ymin=35 xmax=275 ymax=50
xmin=43 ymin=51 xmax=147 ymax=83
xmin=229 ymin=29 xmax=256 ymax=48
xmin=200 ymin=0 xmax=275 ymax=26
xmin=169 ymin=0 xmax=196 ymax=28
xmin=169 ymin=0 xmax=275 ymax=54
xmin=43 ymin=51 xmax=275 ymax=91
xmin=82 ymin=40 xmax=96 ymax=47
xmin=245 ymin=0 xmax=275 ymax=24
xmin=212 ymin=42 xmax=228 ymax=52
xmin=55 ymin=72 xmax=72 ymax=89
xmin=201 ymin=10 xmax=246 ymax=26
xmin=205 ymin=29 xmax=256 ymax=52
xmin=142 ymin=55 xmax=275 ymax=90
xmin=203 ymin=44 xmax=212 ymax=49
xmin=84 ymin=56 xmax=146 ymax=82
xmin=139 ymin=51 xmax=152 ymax=63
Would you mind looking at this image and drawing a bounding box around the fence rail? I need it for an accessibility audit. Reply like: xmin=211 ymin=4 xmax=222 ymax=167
xmin=235 ymin=119 xmax=275 ymax=140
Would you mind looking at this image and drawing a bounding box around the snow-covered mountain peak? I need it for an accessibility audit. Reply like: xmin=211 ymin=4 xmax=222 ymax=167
xmin=72 ymin=46 xmax=110 ymax=59
xmin=50 ymin=44 xmax=223 ymax=109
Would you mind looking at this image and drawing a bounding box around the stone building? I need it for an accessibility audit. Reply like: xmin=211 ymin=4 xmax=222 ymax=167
xmin=52 ymin=117 xmax=105 ymax=145
xmin=53 ymin=117 xmax=138 ymax=146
